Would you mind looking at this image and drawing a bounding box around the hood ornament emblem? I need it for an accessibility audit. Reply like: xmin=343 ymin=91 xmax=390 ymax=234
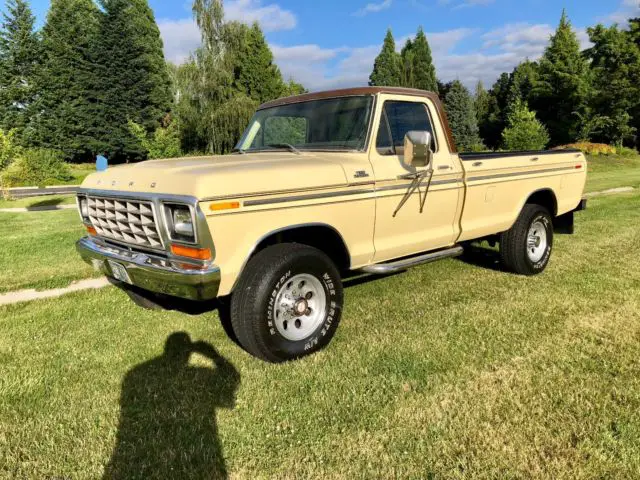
xmin=129 ymin=181 xmax=135 ymax=187
xmin=150 ymin=182 xmax=156 ymax=188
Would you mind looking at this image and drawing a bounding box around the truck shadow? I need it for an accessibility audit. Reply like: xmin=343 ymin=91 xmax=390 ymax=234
xmin=456 ymin=244 xmax=505 ymax=272
xmin=103 ymin=332 xmax=240 ymax=480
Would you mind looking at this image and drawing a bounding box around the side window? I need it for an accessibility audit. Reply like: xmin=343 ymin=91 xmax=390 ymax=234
xmin=375 ymin=101 xmax=435 ymax=155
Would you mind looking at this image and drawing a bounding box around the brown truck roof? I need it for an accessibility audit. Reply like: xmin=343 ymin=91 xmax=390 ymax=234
xmin=258 ymin=87 xmax=458 ymax=154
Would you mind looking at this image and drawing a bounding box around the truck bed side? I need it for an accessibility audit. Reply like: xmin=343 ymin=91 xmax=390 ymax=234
xmin=456 ymin=149 xmax=587 ymax=242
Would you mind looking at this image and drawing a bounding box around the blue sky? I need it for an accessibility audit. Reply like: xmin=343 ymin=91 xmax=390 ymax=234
xmin=25 ymin=0 xmax=640 ymax=90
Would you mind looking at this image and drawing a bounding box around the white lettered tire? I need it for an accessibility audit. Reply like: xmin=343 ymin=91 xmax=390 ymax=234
xmin=230 ymin=244 xmax=344 ymax=362
xmin=500 ymin=204 xmax=553 ymax=275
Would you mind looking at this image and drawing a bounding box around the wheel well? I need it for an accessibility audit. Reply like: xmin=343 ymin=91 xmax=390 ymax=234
xmin=526 ymin=189 xmax=558 ymax=216
xmin=252 ymin=225 xmax=351 ymax=271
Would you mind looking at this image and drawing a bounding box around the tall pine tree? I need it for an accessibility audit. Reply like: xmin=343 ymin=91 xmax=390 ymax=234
xmin=532 ymin=10 xmax=589 ymax=146
xmin=0 ymin=0 xmax=39 ymax=143
xmin=32 ymin=0 xmax=100 ymax=160
xmin=444 ymin=80 xmax=482 ymax=151
xmin=586 ymin=24 xmax=640 ymax=146
xmin=234 ymin=23 xmax=286 ymax=103
xmin=369 ymin=29 xmax=401 ymax=87
xmin=409 ymin=27 xmax=438 ymax=92
xmin=94 ymin=0 xmax=172 ymax=161
xmin=474 ymin=80 xmax=489 ymax=128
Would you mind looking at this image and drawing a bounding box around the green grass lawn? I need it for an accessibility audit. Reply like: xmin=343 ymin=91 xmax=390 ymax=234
xmin=1 ymin=191 xmax=639 ymax=479
xmin=585 ymin=154 xmax=640 ymax=193
xmin=0 ymin=194 xmax=76 ymax=209
xmin=0 ymin=209 xmax=100 ymax=293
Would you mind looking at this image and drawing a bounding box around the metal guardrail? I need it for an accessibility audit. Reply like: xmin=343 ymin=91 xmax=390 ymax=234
xmin=2 ymin=185 xmax=79 ymax=199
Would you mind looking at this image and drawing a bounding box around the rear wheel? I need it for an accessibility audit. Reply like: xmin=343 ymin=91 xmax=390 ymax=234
xmin=230 ymin=243 xmax=344 ymax=363
xmin=500 ymin=204 xmax=553 ymax=275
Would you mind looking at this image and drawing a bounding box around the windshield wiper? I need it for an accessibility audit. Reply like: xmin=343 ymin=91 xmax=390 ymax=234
xmin=266 ymin=143 xmax=301 ymax=155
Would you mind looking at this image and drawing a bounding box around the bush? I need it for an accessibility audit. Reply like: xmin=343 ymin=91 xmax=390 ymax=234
xmin=615 ymin=145 xmax=639 ymax=156
xmin=0 ymin=129 xmax=22 ymax=171
xmin=554 ymin=142 xmax=616 ymax=155
xmin=129 ymin=118 xmax=182 ymax=160
xmin=501 ymin=100 xmax=549 ymax=151
xmin=0 ymin=149 xmax=73 ymax=188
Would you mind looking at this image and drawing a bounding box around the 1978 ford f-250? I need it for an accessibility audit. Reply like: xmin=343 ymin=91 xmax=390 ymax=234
xmin=76 ymin=87 xmax=587 ymax=362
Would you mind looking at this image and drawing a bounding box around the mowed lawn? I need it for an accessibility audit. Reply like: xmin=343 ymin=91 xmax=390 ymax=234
xmin=586 ymin=154 xmax=640 ymax=193
xmin=1 ymin=190 xmax=639 ymax=479
xmin=0 ymin=209 xmax=99 ymax=293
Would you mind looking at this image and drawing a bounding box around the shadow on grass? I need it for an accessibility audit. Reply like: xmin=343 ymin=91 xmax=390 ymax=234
xmin=457 ymin=243 xmax=505 ymax=272
xmin=104 ymin=333 xmax=240 ymax=480
xmin=25 ymin=197 xmax=67 ymax=210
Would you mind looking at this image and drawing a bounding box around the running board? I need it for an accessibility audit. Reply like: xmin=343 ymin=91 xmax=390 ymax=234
xmin=359 ymin=246 xmax=464 ymax=274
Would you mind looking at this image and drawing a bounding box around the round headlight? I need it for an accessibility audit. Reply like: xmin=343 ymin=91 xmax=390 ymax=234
xmin=173 ymin=208 xmax=194 ymax=237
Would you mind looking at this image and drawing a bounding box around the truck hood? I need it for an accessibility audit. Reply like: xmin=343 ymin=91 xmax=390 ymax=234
xmin=80 ymin=152 xmax=354 ymax=200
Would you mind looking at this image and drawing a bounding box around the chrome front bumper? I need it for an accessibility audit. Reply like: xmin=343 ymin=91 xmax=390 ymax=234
xmin=76 ymin=237 xmax=221 ymax=301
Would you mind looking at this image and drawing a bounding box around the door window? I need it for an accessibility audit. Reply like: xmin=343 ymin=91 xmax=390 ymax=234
xmin=376 ymin=101 xmax=436 ymax=155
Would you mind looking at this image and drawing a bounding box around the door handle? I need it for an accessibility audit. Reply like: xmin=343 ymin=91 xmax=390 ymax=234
xmin=438 ymin=165 xmax=451 ymax=170
xmin=472 ymin=161 xmax=483 ymax=167
xmin=530 ymin=157 xmax=540 ymax=162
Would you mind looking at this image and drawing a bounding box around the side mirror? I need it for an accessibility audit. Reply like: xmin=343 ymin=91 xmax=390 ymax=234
xmin=403 ymin=131 xmax=433 ymax=168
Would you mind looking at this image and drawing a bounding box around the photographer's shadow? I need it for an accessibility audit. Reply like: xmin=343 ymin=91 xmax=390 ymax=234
xmin=104 ymin=333 xmax=240 ymax=480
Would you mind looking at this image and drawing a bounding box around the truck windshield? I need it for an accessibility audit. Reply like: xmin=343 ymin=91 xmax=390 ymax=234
xmin=235 ymin=96 xmax=374 ymax=153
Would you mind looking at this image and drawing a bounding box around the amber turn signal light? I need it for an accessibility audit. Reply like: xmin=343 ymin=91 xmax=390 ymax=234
xmin=86 ymin=225 xmax=97 ymax=236
xmin=171 ymin=244 xmax=212 ymax=261
xmin=209 ymin=201 xmax=240 ymax=211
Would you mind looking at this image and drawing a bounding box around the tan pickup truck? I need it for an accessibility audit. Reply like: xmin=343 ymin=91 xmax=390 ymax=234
xmin=76 ymin=87 xmax=587 ymax=362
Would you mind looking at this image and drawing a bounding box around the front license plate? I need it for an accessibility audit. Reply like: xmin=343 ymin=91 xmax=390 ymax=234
xmin=108 ymin=260 xmax=132 ymax=285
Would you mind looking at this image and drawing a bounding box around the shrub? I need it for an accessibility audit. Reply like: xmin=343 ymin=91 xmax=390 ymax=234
xmin=0 ymin=149 xmax=73 ymax=188
xmin=0 ymin=129 xmax=22 ymax=171
xmin=501 ymin=100 xmax=549 ymax=151
xmin=554 ymin=143 xmax=616 ymax=155
xmin=129 ymin=118 xmax=182 ymax=160
xmin=615 ymin=145 xmax=639 ymax=156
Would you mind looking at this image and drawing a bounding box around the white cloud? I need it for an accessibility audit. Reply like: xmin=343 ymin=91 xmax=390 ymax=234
xmin=225 ymin=0 xmax=296 ymax=31
xmin=353 ymin=0 xmax=393 ymax=17
xmin=159 ymin=0 xmax=297 ymax=64
xmin=159 ymin=18 xmax=201 ymax=64
xmin=606 ymin=0 xmax=640 ymax=26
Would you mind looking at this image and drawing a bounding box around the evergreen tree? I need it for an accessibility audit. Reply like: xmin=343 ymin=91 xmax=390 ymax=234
xmin=507 ymin=60 xmax=539 ymax=109
xmin=94 ymin=0 xmax=172 ymax=161
xmin=400 ymin=39 xmax=414 ymax=88
xmin=0 ymin=0 xmax=39 ymax=143
xmin=369 ymin=29 xmax=401 ymax=87
xmin=532 ymin=10 xmax=590 ymax=146
xmin=409 ymin=27 xmax=438 ymax=92
xmin=444 ymin=80 xmax=482 ymax=151
xmin=474 ymin=80 xmax=489 ymax=127
xmin=501 ymin=99 xmax=549 ymax=151
xmin=479 ymin=73 xmax=510 ymax=149
xmin=585 ymin=24 xmax=640 ymax=146
xmin=234 ymin=23 xmax=285 ymax=103
xmin=31 ymin=0 xmax=100 ymax=161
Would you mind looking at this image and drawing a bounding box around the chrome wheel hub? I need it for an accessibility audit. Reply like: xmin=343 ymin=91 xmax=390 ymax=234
xmin=527 ymin=220 xmax=548 ymax=263
xmin=274 ymin=274 xmax=327 ymax=341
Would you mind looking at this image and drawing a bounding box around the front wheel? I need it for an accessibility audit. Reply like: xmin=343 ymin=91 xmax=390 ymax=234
xmin=230 ymin=244 xmax=344 ymax=363
xmin=500 ymin=204 xmax=553 ymax=275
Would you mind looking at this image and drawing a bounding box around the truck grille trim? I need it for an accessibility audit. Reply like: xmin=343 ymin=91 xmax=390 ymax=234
xmin=86 ymin=196 xmax=164 ymax=249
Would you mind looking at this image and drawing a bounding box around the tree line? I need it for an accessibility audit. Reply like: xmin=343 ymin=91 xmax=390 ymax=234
xmin=0 ymin=0 xmax=302 ymax=164
xmin=370 ymin=11 xmax=640 ymax=152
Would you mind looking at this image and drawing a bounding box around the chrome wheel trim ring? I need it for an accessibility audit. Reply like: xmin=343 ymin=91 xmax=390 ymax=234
xmin=273 ymin=274 xmax=327 ymax=342
xmin=527 ymin=219 xmax=548 ymax=263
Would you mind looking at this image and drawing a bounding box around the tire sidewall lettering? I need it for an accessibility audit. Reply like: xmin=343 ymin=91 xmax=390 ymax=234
xmin=529 ymin=214 xmax=552 ymax=271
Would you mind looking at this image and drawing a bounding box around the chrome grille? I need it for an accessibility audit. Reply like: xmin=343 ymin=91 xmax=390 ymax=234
xmin=86 ymin=196 xmax=163 ymax=249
